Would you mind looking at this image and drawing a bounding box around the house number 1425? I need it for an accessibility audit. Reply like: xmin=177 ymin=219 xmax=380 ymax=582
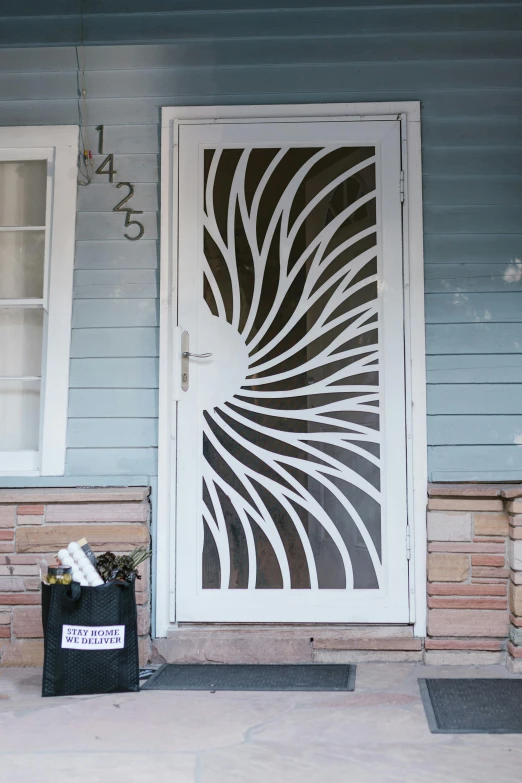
xmin=95 ymin=125 xmax=145 ymax=241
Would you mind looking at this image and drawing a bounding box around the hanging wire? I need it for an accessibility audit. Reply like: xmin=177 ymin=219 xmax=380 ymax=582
xmin=76 ymin=0 xmax=93 ymax=186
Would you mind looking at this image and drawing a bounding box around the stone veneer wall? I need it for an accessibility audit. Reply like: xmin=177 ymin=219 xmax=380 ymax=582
xmin=427 ymin=483 xmax=522 ymax=668
xmin=0 ymin=487 xmax=151 ymax=667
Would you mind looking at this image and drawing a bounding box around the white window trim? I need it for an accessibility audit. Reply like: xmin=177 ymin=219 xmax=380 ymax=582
xmin=157 ymin=103 xmax=427 ymax=638
xmin=0 ymin=126 xmax=78 ymax=476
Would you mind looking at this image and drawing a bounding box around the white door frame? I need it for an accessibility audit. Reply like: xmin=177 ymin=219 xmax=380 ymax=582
xmin=156 ymin=102 xmax=427 ymax=637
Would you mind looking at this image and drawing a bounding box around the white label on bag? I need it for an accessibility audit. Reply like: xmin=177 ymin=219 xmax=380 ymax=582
xmin=61 ymin=624 xmax=125 ymax=650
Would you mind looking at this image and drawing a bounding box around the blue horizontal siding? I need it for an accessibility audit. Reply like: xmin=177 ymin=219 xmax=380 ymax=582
xmin=74 ymin=240 xmax=158 ymax=269
xmin=69 ymin=389 xmax=159 ymax=418
xmin=1 ymin=5 xmax=522 ymax=46
xmin=68 ymin=418 xmax=158 ymax=448
xmin=66 ymin=447 xmax=157 ymax=476
xmin=70 ymin=328 xmax=159 ymax=358
xmin=1 ymin=61 xmax=520 ymax=101
xmin=69 ymin=358 xmax=159 ymax=388
xmin=429 ymin=445 xmax=522 ymax=482
xmin=428 ymin=415 xmax=522 ymax=447
xmin=72 ymin=299 xmax=159 ymax=328
xmin=0 ymin=3 xmax=519 ymax=483
xmin=426 ymin=324 xmax=522 ymax=355
xmin=428 ymin=385 xmax=522 ymax=415
xmin=427 ymin=355 xmax=522 ymax=384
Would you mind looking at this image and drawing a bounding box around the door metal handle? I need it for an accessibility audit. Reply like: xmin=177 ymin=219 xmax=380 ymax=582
xmin=181 ymin=331 xmax=212 ymax=392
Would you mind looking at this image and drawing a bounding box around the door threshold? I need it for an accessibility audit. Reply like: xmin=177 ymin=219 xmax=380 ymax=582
xmin=153 ymin=623 xmax=419 ymax=665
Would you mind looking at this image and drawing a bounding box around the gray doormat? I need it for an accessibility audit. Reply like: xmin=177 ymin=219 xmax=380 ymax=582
xmin=419 ymin=678 xmax=522 ymax=734
xmin=142 ymin=663 xmax=356 ymax=692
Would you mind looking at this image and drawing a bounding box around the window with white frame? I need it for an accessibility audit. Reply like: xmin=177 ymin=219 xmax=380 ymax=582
xmin=0 ymin=127 xmax=78 ymax=475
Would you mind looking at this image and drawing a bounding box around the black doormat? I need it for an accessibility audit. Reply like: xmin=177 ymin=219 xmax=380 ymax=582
xmin=419 ymin=678 xmax=522 ymax=734
xmin=142 ymin=663 xmax=356 ymax=692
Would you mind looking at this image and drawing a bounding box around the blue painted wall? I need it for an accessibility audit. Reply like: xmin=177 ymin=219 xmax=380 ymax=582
xmin=0 ymin=1 xmax=521 ymax=483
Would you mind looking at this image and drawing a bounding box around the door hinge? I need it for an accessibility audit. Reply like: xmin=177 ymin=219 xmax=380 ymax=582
xmin=399 ymin=170 xmax=405 ymax=203
xmin=406 ymin=525 xmax=411 ymax=560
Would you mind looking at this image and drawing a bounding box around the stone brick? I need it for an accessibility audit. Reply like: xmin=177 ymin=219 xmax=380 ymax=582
xmin=429 ymin=542 xmax=505 ymax=554
xmin=0 ymin=627 xmax=10 ymax=638
xmin=135 ymin=562 xmax=149 ymax=592
xmin=473 ymin=577 xmax=508 ymax=584
xmin=314 ymin=649 xmax=424 ymax=663
xmin=472 ymin=567 xmax=510 ymax=579
xmin=427 ymin=553 xmax=469 ymax=582
xmin=45 ymin=502 xmax=149 ymax=523
xmin=428 ymin=583 xmax=506 ymax=596
xmin=0 ymin=639 xmax=44 ymax=666
xmin=0 ymin=565 xmax=38 ymax=576
xmin=16 ymin=524 xmax=149 ymax=553
xmin=508 ymin=539 xmax=522 ymax=570
xmin=428 ymin=485 xmax=501 ymax=498
xmin=425 ymin=638 xmax=502 ymax=651
xmin=0 ymin=594 xmax=40 ymax=605
xmin=427 ymin=512 xmax=471 ymax=542
xmin=136 ymin=592 xmax=149 ymax=606
xmin=509 ymin=625 xmax=522 ymax=645
xmin=425 ymin=650 xmax=503 ymax=666
xmin=507 ymin=656 xmax=522 ymax=673
xmin=471 ymin=555 xmax=505 ymax=567
xmin=139 ymin=636 xmax=152 ymax=666
xmin=510 ymin=613 xmax=522 ymax=627
xmin=473 ymin=537 xmax=506 ymax=544
xmin=0 ymin=543 xmax=14 ymax=553
xmin=1 ymin=556 xmax=38 ymax=565
xmin=155 ymin=632 xmax=313 ymax=665
xmin=510 ymin=583 xmax=522 ymax=616
xmin=428 ymin=609 xmax=509 ymax=638
xmin=428 ymin=498 xmax=503 ymax=512
xmin=500 ymin=487 xmax=522 ymax=499
xmin=312 ymin=637 xmax=422 ymax=651
xmin=474 ymin=513 xmax=509 ymax=537
xmin=15 ymin=515 xmax=43 ymax=527
xmin=508 ymin=641 xmax=522 ymax=658
xmin=11 ymin=606 xmax=42 ymax=638
xmin=510 ymin=526 xmax=522 ymax=540
xmin=0 ymin=487 xmax=149 ymax=504
xmin=137 ymin=607 xmax=150 ymax=636
xmin=0 ymin=507 xmax=15 ymax=528
xmin=507 ymin=499 xmax=522 ymax=515
xmin=510 ymin=514 xmax=522 ymax=527
xmin=0 ymin=578 xmax=26 ymax=592
xmin=0 ymin=612 xmax=10 ymax=625
xmin=512 ymin=572 xmax=522 ymax=585
xmin=428 ymin=597 xmax=507 ymax=610
xmin=24 ymin=578 xmax=40 ymax=591
xmin=0 ymin=531 xmax=14 ymax=541
xmin=17 ymin=505 xmax=44 ymax=516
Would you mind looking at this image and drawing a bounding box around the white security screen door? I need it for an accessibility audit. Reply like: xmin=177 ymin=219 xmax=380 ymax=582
xmin=175 ymin=118 xmax=409 ymax=622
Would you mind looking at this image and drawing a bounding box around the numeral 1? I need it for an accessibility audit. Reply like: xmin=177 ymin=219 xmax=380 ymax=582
xmin=95 ymin=124 xmax=104 ymax=154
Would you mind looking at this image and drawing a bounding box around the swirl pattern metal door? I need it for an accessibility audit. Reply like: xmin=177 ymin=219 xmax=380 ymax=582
xmin=176 ymin=119 xmax=409 ymax=622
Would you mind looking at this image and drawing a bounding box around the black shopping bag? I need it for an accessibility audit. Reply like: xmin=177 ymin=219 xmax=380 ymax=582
xmin=41 ymin=579 xmax=139 ymax=697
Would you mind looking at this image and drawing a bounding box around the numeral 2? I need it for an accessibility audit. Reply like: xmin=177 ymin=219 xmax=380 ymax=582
xmin=113 ymin=182 xmax=135 ymax=212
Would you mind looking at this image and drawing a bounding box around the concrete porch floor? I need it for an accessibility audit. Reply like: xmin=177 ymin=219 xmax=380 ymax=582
xmin=1 ymin=664 xmax=522 ymax=782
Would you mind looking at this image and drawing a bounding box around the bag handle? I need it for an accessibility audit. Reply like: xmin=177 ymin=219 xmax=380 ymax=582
xmin=61 ymin=578 xmax=131 ymax=609
xmin=61 ymin=580 xmax=82 ymax=609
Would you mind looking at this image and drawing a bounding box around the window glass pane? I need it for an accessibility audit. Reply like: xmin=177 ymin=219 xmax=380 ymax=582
xmin=0 ymin=308 xmax=43 ymax=377
xmin=0 ymin=380 xmax=40 ymax=450
xmin=0 ymin=160 xmax=47 ymax=227
xmin=0 ymin=231 xmax=45 ymax=298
